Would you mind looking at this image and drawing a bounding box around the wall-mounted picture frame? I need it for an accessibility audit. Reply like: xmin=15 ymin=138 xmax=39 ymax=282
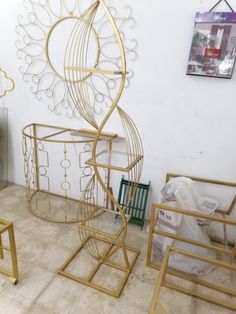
xmin=187 ymin=12 xmax=236 ymax=78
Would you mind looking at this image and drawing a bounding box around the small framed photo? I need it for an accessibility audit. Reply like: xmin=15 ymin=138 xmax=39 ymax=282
xmin=187 ymin=12 xmax=236 ymax=78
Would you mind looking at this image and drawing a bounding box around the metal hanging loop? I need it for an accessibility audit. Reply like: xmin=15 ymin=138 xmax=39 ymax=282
xmin=209 ymin=0 xmax=234 ymax=12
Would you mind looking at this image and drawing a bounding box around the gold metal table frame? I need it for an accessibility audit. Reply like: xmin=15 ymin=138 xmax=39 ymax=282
xmin=0 ymin=219 xmax=19 ymax=284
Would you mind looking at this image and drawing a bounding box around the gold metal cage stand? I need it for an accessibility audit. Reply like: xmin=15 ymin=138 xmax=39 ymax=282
xmin=147 ymin=173 xmax=236 ymax=312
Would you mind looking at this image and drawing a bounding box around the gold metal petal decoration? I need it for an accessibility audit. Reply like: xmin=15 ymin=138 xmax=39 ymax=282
xmin=16 ymin=0 xmax=137 ymax=119
xmin=0 ymin=68 xmax=15 ymax=99
xmin=58 ymin=0 xmax=143 ymax=297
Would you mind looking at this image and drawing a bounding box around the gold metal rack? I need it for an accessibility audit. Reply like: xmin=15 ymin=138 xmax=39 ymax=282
xmin=58 ymin=0 xmax=143 ymax=297
xmin=147 ymin=173 xmax=236 ymax=311
xmin=0 ymin=219 xmax=19 ymax=284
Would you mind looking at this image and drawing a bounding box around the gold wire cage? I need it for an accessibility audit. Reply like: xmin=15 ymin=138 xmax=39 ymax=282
xmin=57 ymin=0 xmax=143 ymax=297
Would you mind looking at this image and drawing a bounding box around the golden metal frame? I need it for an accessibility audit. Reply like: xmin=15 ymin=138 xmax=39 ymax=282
xmin=0 ymin=219 xmax=19 ymax=284
xmin=58 ymin=0 xmax=143 ymax=297
xmin=58 ymin=236 xmax=139 ymax=297
xmin=45 ymin=16 xmax=100 ymax=83
xmin=149 ymin=246 xmax=236 ymax=313
xmin=22 ymin=123 xmax=118 ymax=224
xmin=147 ymin=174 xmax=236 ymax=312
xmin=165 ymin=173 xmax=236 ymax=216
xmin=85 ymin=149 xmax=143 ymax=172
xmin=165 ymin=173 xmax=236 ymax=247
xmin=16 ymin=0 xmax=137 ymax=119
xmin=147 ymin=202 xmax=236 ymax=270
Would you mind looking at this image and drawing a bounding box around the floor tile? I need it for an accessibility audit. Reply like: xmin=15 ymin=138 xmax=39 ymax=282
xmin=0 ymin=184 xmax=236 ymax=314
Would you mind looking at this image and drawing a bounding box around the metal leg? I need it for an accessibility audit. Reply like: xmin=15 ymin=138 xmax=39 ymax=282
xmin=0 ymin=220 xmax=19 ymax=284
xmin=8 ymin=224 xmax=19 ymax=283
xmin=0 ymin=234 xmax=4 ymax=259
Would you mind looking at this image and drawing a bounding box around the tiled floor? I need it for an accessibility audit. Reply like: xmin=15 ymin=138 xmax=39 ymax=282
xmin=0 ymin=184 xmax=235 ymax=313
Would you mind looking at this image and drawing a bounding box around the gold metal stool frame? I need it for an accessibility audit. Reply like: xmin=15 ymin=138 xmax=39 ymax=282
xmin=149 ymin=246 xmax=236 ymax=312
xmin=147 ymin=202 xmax=236 ymax=265
xmin=0 ymin=219 xmax=19 ymax=284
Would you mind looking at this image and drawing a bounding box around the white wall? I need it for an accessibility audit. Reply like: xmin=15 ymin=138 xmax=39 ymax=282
xmin=0 ymin=0 xmax=236 ymax=217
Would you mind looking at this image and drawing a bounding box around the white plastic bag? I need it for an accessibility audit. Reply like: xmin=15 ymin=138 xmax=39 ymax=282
xmin=153 ymin=177 xmax=218 ymax=275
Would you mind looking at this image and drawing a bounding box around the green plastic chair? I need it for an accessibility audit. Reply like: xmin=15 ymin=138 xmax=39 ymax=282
xmin=117 ymin=177 xmax=151 ymax=229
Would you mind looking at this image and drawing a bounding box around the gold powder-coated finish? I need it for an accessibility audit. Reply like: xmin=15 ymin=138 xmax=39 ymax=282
xmin=58 ymin=0 xmax=143 ymax=296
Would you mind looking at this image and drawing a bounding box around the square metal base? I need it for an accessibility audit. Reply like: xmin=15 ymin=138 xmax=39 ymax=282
xmin=58 ymin=236 xmax=140 ymax=297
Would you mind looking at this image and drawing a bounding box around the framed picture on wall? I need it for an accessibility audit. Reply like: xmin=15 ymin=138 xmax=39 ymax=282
xmin=187 ymin=12 xmax=236 ymax=78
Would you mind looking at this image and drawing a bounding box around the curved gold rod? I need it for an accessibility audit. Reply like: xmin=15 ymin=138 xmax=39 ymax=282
xmin=0 ymin=68 xmax=15 ymax=99
xmin=92 ymin=0 xmax=127 ymax=215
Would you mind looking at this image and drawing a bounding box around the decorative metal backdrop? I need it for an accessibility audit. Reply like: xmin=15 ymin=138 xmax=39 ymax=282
xmin=16 ymin=0 xmax=137 ymax=119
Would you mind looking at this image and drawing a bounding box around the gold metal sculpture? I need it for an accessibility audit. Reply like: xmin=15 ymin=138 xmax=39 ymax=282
xmin=22 ymin=123 xmax=118 ymax=223
xmin=58 ymin=0 xmax=143 ymax=297
xmin=0 ymin=219 xmax=19 ymax=284
xmin=16 ymin=0 xmax=137 ymax=119
xmin=147 ymin=174 xmax=236 ymax=311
